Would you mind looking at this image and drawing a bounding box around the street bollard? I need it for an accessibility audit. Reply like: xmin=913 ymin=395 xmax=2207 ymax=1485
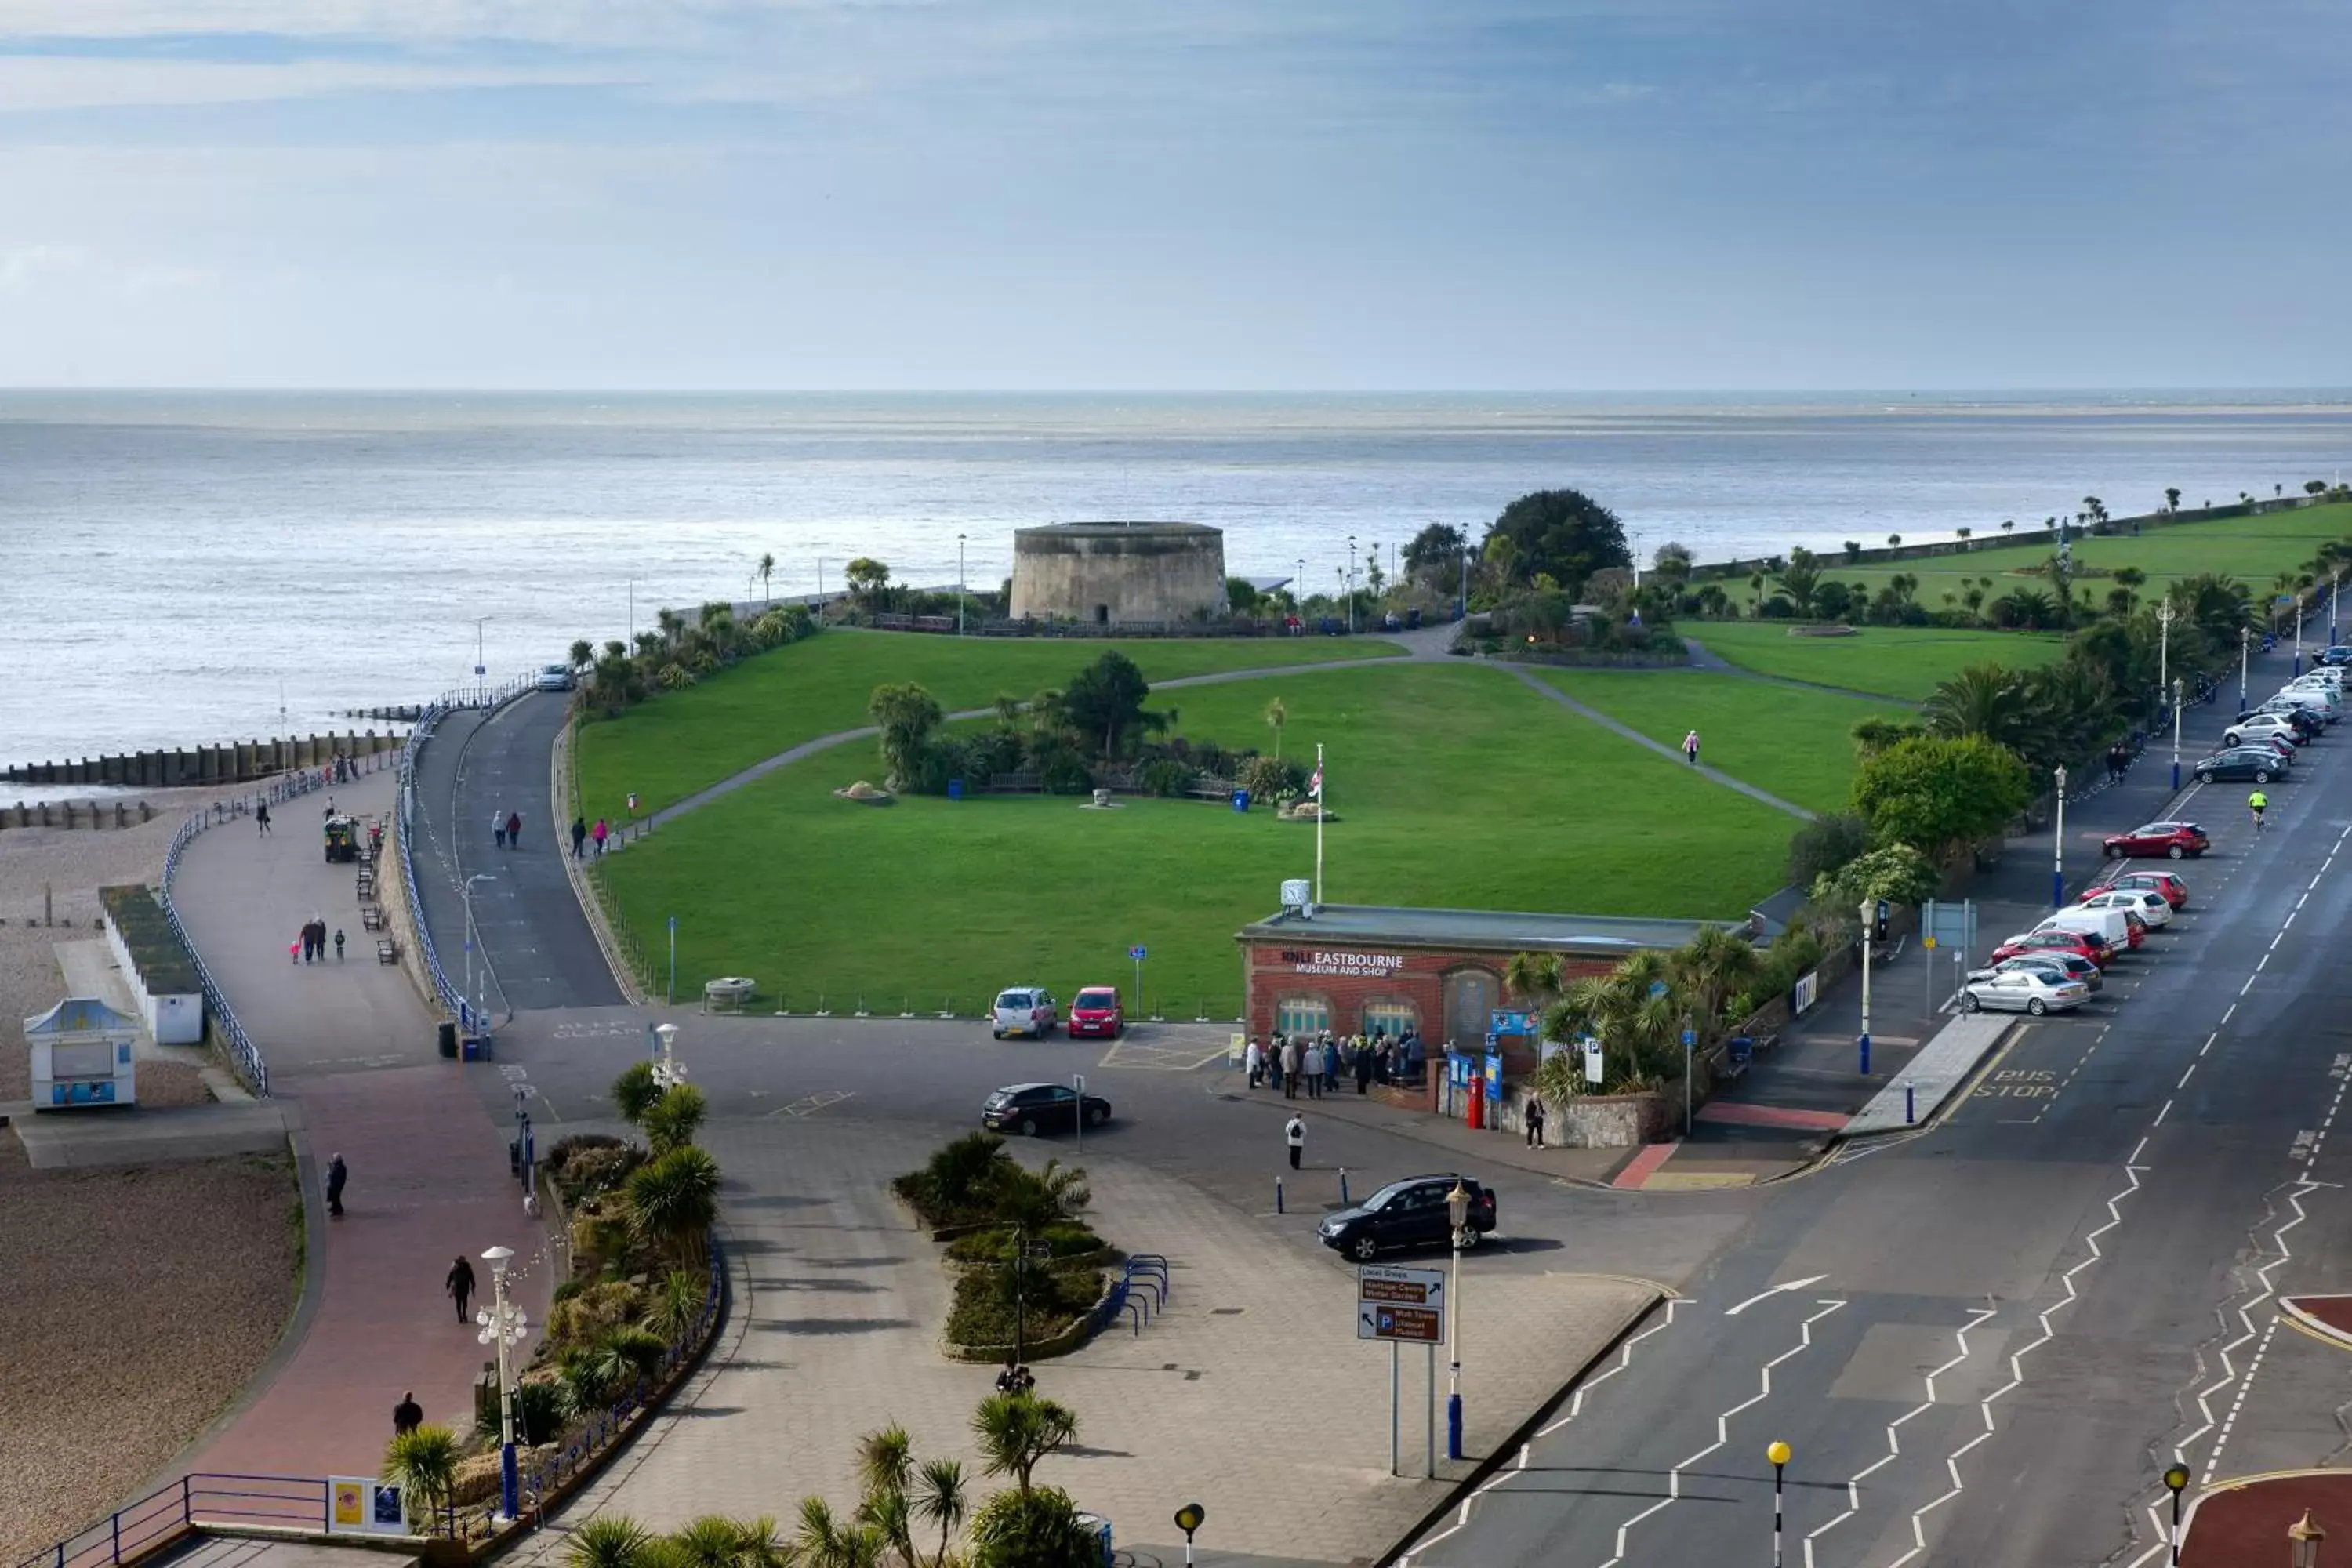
xmin=1905 ymin=1084 xmax=1915 ymax=1124
xmin=1340 ymin=1167 xmax=1350 ymax=1206
xmin=1276 ymin=1177 xmax=1285 ymax=1214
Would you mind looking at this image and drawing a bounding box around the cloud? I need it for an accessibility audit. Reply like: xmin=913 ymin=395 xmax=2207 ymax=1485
xmin=0 ymin=242 xmax=83 ymax=290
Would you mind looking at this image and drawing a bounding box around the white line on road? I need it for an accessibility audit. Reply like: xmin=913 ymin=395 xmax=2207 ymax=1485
xmin=2178 ymin=1062 xmax=2198 ymax=1090
xmin=2153 ymin=1099 xmax=2172 ymax=1127
xmin=1724 ymin=1275 xmax=1830 ymax=1316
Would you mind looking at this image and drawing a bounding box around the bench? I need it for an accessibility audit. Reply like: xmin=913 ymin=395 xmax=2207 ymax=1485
xmin=376 ymin=937 xmax=398 ymax=964
xmin=361 ymin=906 xmax=386 ymax=932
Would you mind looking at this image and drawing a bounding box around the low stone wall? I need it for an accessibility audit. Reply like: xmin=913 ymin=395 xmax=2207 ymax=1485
xmin=1544 ymin=1091 xmax=1673 ymax=1149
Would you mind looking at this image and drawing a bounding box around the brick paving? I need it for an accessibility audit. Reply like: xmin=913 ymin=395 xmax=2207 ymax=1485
xmin=2180 ymin=1471 xmax=2352 ymax=1567
xmin=517 ymin=1118 xmax=1656 ymax=1566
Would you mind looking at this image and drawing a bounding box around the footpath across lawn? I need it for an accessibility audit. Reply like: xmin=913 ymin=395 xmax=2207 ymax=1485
xmin=1534 ymin=670 xmax=1909 ymax=815
xmin=593 ymin=662 xmax=1788 ymax=1014
xmin=574 ymin=630 xmax=1406 ymax=823
xmin=1690 ymin=622 xmax=2066 ymax=701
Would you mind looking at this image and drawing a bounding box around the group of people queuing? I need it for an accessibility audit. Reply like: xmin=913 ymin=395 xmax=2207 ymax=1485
xmin=1244 ymin=1028 xmax=1425 ymax=1100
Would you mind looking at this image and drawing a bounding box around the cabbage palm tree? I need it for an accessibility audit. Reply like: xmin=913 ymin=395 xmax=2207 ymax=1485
xmin=627 ymin=1145 xmax=721 ymax=1264
xmin=971 ymin=1391 xmax=1080 ymax=1497
xmin=565 ymin=1515 xmax=663 ymax=1568
xmin=1671 ymin=925 xmax=1759 ymax=1039
xmin=1264 ymin=696 xmax=1287 ymax=760
xmin=1923 ymin=664 xmax=2031 ymax=747
xmin=1502 ymin=951 xmax=1563 ymax=1014
xmin=383 ymin=1425 xmax=460 ymax=1525
xmin=910 ymin=1459 xmax=967 ymax=1568
xmin=792 ymin=1498 xmax=882 ymax=1568
xmin=758 ymin=553 xmax=776 ymax=604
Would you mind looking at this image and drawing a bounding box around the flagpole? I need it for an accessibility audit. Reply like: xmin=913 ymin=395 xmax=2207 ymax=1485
xmin=1315 ymin=742 xmax=1325 ymax=905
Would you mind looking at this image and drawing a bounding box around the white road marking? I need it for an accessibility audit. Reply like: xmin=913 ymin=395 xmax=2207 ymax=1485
xmin=1725 ymin=1274 xmax=1830 ymax=1316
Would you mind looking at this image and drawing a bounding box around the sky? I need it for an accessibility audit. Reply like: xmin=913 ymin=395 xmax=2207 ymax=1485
xmin=0 ymin=0 xmax=2346 ymax=390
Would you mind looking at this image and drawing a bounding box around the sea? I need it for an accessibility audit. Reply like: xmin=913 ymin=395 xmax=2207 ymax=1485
xmin=2 ymin=389 xmax=2349 ymax=775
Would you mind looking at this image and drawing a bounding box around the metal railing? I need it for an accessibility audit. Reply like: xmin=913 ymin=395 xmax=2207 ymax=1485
xmin=15 ymin=1473 xmax=338 ymax=1568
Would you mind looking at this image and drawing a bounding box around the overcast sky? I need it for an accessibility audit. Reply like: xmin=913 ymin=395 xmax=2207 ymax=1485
xmin=1 ymin=0 xmax=2345 ymax=390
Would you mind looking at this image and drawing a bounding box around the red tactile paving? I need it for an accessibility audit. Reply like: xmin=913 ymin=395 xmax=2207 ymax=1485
xmin=1696 ymin=1102 xmax=1851 ymax=1131
xmin=2181 ymin=1472 xmax=2351 ymax=1567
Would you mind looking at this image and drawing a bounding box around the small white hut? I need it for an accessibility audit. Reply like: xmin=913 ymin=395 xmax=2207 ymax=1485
xmin=26 ymin=997 xmax=140 ymax=1109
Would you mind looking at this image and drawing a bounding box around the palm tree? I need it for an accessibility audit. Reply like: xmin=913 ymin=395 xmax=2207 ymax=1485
xmin=1671 ymin=925 xmax=1759 ymax=1040
xmin=792 ymin=1497 xmax=882 ymax=1568
xmin=642 ymin=1268 xmax=706 ymax=1343
xmin=383 ymin=1425 xmax=460 ymax=1526
xmin=641 ymin=1083 xmax=708 ymax=1155
xmin=911 ymin=1459 xmax=967 ymax=1568
xmin=659 ymin=662 xmax=696 ymax=691
xmin=1502 ymin=951 xmax=1563 ymax=1014
xmin=2165 ymin=487 xmax=2182 ymax=512
xmin=1264 ymin=697 xmax=1287 ymax=760
xmin=657 ymin=608 xmax=686 ymax=647
xmin=758 ymin=553 xmax=776 ymax=604
xmin=2002 ymin=519 xmax=2016 ymax=536
xmin=1886 ymin=534 xmax=1902 ymax=548
xmin=971 ymin=1391 xmax=1080 ymax=1497
xmin=2111 ymin=567 xmax=2146 ymax=615
xmin=566 ymin=1515 xmax=662 ymax=1568
xmin=964 ymin=1486 xmax=1098 ymax=1568
xmin=570 ymin=638 xmax=596 ymax=675
xmin=611 ymin=1060 xmax=662 ymax=1124
xmin=627 ymin=1145 xmax=721 ymax=1263
xmin=1924 ymin=664 xmax=2032 ymax=747
xmin=673 ymin=1515 xmax=760 ymax=1568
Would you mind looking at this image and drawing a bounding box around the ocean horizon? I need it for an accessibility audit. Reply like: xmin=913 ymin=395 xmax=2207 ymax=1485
xmin=2 ymin=388 xmax=2348 ymax=769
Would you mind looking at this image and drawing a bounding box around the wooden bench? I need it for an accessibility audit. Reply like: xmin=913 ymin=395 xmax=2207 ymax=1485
xmin=376 ymin=936 xmax=398 ymax=964
xmin=361 ymin=906 xmax=387 ymax=932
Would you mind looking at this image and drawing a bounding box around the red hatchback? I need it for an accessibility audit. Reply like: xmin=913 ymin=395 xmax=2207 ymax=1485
xmin=1067 ymin=986 xmax=1125 ymax=1039
xmin=2092 ymin=869 xmax=2189 ymax=910
xmin=2102 ymin=821 xmax=2210 ymax=861
xmin=1994 ymin=928 xmax=2114 ymax=967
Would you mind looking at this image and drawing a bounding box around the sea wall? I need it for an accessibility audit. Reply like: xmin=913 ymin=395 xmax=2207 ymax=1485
xmin=4 ymin=729 xmax=405 ymax=791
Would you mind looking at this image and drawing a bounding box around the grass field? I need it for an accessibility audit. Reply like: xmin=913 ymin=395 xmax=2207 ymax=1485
xmin=1688 ymin=622 xmax=2067 ymax=700
xmin=1813 ymin=502 xmax=2352 ymax=606
xmin=594 ymin=662 xmax=1791 ymax=1013
xmin=1534 ymin=670 xmax=1908 ymax=814
xmin=574 ymin=630 xmax=1406 ymax=823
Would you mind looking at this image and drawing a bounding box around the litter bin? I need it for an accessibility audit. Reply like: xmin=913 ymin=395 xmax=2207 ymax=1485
xmin=947 ymin=778 xmax=964 ymax=800
xmin=1231 ymin=789 xmax=1250 ymax=813
xmin=437 ymin=1020 xmax=458 ymax=1059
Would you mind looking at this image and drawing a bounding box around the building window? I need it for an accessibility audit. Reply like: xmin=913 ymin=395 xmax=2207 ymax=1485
xmin=1276 ymin=996 xmax=1331 ymax=1035
xmin=1363 ymin=1000 xmax=1417 ymax=1040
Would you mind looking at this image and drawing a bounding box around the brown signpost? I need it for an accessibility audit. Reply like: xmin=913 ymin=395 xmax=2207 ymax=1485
xmin=1360 ymin=1264 xmax=1449 ymax=1479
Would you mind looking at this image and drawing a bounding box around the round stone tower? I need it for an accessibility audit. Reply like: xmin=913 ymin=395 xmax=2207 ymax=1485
xmin=1009 ymin=521 xmax=1227 ymax=626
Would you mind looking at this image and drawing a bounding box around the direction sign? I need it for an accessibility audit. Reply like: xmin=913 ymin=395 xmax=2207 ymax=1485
xmin=1128 ymin=945 xmax=1147 ymax=960
xmin=1358 ymin=1264 xmax=1447 ymax=1343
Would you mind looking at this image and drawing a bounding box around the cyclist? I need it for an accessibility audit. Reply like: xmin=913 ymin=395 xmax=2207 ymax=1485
xmin=2249 ymin=789 xmax=2270 ymax=832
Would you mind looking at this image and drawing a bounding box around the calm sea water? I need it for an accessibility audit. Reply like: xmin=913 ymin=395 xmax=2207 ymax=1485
xmin=2 ymin=390 xmax=2347 ymax=767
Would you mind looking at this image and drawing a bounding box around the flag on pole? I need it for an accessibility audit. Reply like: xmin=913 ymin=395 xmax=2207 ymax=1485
xmin=1308 ymin=760 xmax=1324 ymax=798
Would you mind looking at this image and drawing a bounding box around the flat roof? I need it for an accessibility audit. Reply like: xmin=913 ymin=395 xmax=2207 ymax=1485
xmin=1238 ymin=903 xmax=1741 ymax=955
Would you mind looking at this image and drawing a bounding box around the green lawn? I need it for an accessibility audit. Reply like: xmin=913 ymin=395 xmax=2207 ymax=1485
xmin=1688 ymin=622 xmax=2067 ymax=701
xmin=593 ymin=662 xmax=1789 ymax=1014
xmin=1813 ymin=502 xmax=2352 ymax=606
xmin=575 ymin=630 xmax=1406 ymax=823
xmin=1534 ymin=670 xmax=1908 ymax=815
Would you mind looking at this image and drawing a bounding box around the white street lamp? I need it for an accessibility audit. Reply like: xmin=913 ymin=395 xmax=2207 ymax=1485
xmin=957 ymin=533 xmax=967 ymax=637
xmin=2242 ymin=625 xmax=2254 ymax=712
xmin=2172 ymin=677 xmax=2184 ymax=792
xmin=1858 ymin=897 xmax=1875 ymax=1074
xmin=2155 ymin=600 xmax=2174 ymax=703
xmin=1347 ymin=535 xmax=1359 ymax=635
xmin=1444 ymin=1178 xmax=1471 ymax=1459
xmin=476 ymin=1244 xmax=529 ymax=1522
xmin=652 ymin=1022 xmax=684 ymax=1091
xmin=2052 ymin=764 xmax=2067 ymax=909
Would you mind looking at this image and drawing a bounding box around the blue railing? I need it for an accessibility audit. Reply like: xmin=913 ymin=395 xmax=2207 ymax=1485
xmin=1097 ymin=1254 xmax=1170 ymax=1338
xmin=14 ymin=1473 xmax=337 ymax=1568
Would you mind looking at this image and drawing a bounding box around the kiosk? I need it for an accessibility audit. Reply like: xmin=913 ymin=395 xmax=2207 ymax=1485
xmin=26 ymin=997 xmax=140 ymax=1109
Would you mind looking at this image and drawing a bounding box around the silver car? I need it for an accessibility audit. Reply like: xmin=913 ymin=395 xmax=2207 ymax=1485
xmin=1969 ymin=953 xmax=2103 ymax=993
xmin=990 ymin=987 xmax=1059 ymax=1038
xmin=1961 ymin=967 xmax=2089 ymax=1016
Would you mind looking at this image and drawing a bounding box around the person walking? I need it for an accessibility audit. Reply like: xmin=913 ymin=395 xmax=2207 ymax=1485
xmin=592 ymin=817 xmax=609 ymax=856
xmin=325 ymin=1153 xmax=348 ymax=1218
xmin=447 ymin=1254 xmax=477 ymax=1323
xmin=1525 ymin=1092 xmax=1548 ymax=1149
xmin=1355 ymin=1040 xmax=1374 ymax=1095
xmin=256 ymin=801 xmax=271 ymax=836
xmin=1245 ymin=1036 xmax=1264 ymax=1089
xmin=506 ymin=810 xmax=523 ymax=850
xmin=493 ymin=808 xmax=507 ymax=851
xmin=1280 ymin=1036 xmax=1300 ymax=1098
xmin=1682 ymin=729 xmax=1701 ymax=766
xmin=571 ymin=816 xmax=588 ymax=858
xmin=333 ymin=927 xmax=346 ymax=961
xmin=289 ymin=933 xmax=302 ymax=964
xmin=1285 ymin=1112 xmax=1305 ymax=1171
xmin=393 ymin=1392 xmax=423 ymax=1436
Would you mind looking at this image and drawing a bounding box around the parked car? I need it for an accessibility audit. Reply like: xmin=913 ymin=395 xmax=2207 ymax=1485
xmin=1961 ymin=967 xmax=2091 ymax=1016
xmin=2320 ymin=646 xmax=2352 ymax=667
xmin=2248 ymin=704 xmax=2325 ymax=737
xmin=990 ymin=988 xmax=1059 ymax=1038
xmin=1066 ymin=986 xmax=1125 ymax=1038
xmin=2223 ymin=713 xmax=2307 ymax=748
xmin=1971 ymin=953 xmax=2103 ymax=992
xmin=535 ymin=662 xmax=575 ymax=692
xmin=2039 ymin=905 xmax=2136 ymax=952
xmin=2079 ymin=887 xmax=2173 ymax=928
xmin=2195 ymin=746 xmax=2288 ymax=784
xmin=2100 ymin=869 xmax=2189 ymax=909
xmin=1994 ymin=927 xmax=2113 ymax=967
xmin=2103 ymin=821 xmax=2210 ymax=860
xmin=1316 ymin=1174 xmax=1498 ymax=1261
xmin=981 ymin=1082 xmax=1111 ymax=1135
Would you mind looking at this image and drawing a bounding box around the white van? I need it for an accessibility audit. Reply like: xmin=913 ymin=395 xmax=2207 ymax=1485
xmin=2038 ymin=906 xmax=2131 ymax=952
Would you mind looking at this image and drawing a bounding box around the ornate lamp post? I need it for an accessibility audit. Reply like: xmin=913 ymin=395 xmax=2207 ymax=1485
xmin=1444 ymin=1178 xmax=1472 ymax=1459
xmin=1858 ymin=897 xmax=1875 ymax=1076
xmin=476 ymin=1245 xmax=530 ymax=1523
xmin=2289 ymin=1509 xmax=2326 ymax=1568
xmin=2053 ymin=764 xmax=2068 ymax=908
xmin=652 ymin=1021 xmax=685 ymax=1091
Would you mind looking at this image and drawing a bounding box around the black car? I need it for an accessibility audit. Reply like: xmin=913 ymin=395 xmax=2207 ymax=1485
xmin=982 ymin=1083 xmax=1112 ymax=1137
xmin=1317 ymin=1174 xmax=1498 ymax=1261
xmin=2194 ymin=746 xmax=2289 ymax=784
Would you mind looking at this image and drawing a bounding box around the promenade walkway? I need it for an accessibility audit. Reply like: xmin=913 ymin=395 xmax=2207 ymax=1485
xmin=165 ymin=766 xmax=550 ymax=1481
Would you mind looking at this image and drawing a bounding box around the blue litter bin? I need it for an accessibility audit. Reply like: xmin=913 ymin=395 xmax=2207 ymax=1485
xmin=947 ymin=779 xmax=964 ymax=800
xmin=1231 ymin=789 xmax=1250 ymax=812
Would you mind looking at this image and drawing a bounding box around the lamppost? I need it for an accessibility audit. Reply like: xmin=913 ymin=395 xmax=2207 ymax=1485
xmin=1347 ymin=535 xmax=1359 ymax=635
xmin=2290 ymin=1509 xmax=2326 ymax=1568
xmin=2243 ymin=625 xmax=2255 ymax=712
xmin=2161 ymin=1463 xmax=2190 ymax=1565
xmin=472 ymin=615 xmax=492 ymax=706
xmin=2052 ymin=764 xmax=2067 ymax=907
xmin=1767 ymin=1440 xmax=1791 ymax=1568
xmin=2155 ymin=601 xmax=2174 ymax=709
xmin=957 ymin=533 xmax=967 ymax=636
xmin=2172 ymin=677 xmax=2184 ymax=793
xmin=652 ymin=1022 xmax=684 ymax=1091
xmin=476 ymin=1245 xmax=529 ymax=1523
xmin=1295 ymin=557 xmax=1305 ymax=625
xmin=1459 ymin=549 xmax=1470 ymax=622
xmin=2333 ymin=568 xmax=2343 ymax=648
xmin=1444 ymin=1178 xmax=1472 ymax=1460
xmin=1857 ymin=897 xmax=1875 ymax=1076
xmin=463 ymin=873 xmax=495 ymax=1039
xmin=2296 ymin=596 xmax=2306 ymax=676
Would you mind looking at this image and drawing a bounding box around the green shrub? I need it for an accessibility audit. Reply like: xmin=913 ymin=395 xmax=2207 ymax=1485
xmin=1137 ymin=758 xmax=1196 ymax=798
xmin=546 ymin=1280 xmax=650 ymax=1351
xmin=477 ymin=1376 xmax=573 ymax=1445
xmin=1238 ymin=754 xmax=1302 ymax=804
xmin=640 ymin=1083 xmax=708 ymax=1155
xmin=545 ymin=1132 xmax=626 ymax=1177
xmin=944 ymin=1263 xmax=1104 ymax=1350
xmin=557 ymin=1144 xmax=644 ymax=1204
xmin=944 ymin=1222 xmax=1104 ymax=1265
xmin=611 ymin=1061 xmax=662 ymax=1125
xmin=967 ymin=1486 xmax=1103 ymax=1568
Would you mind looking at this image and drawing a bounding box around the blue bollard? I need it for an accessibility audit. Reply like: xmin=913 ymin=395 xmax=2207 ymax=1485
xmin=1858 ymin=1031 xmax=1871 ymax=1076
xmin=1276 ymin=1177 xmax=1284 ymax=1214
xmin=1446 ymin=1392 xmax=1464 ymax=1460
xmin=1905 ymin=1083 xmax=1915 ymax=1124
xmin=1340 ymin=1167 xmax=1350 ymax=1207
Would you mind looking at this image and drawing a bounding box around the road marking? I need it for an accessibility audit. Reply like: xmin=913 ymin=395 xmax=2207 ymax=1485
xmin=1725 ymin=1274 xmax=1830 ymax=1316
xmin=1599 ymin=1299 xmax=1847 ymax=1568
xmin=764 ymin=1090 xmax=852 ymax=1120
xmin=2177 ymin=1062 xmax=2198 ymax=1090
xmin=1098 ymin=1038 xmax=1230 ymax=1072
xmin=2152 ymin=1098 xmax=2172 ymax=1127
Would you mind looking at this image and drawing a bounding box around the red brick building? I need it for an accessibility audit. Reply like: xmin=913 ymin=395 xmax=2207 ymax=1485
xmin=1236 ymin=902 xmax=1727 ymax=1080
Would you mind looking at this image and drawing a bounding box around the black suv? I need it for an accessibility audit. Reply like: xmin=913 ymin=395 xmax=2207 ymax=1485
xmin=1317 ymin=1174 xmax=1498 ymax=1261
xmin=981 ymin=1083 xmax=1112 ymax=1137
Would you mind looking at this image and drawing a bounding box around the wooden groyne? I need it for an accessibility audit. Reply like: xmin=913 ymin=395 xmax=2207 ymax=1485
xmin=341 ymin=704 xmax=429 ymax=723
xmin=3 ymin=728 xmax=405 ymax=790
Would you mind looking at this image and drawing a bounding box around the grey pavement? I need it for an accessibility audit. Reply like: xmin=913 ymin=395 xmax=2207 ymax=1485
xmin=1842 ymin=1014 xmax=2011 ymax=1135
xmin=5 ymin=1098 xmax=289 ymax=1168
xmin=1507 ymin=664 xmax=1817 ymax=820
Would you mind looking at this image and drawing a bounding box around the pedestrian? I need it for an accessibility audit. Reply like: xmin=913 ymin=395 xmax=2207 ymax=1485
xmin=1355 ymin=1040 xmax=1374 ymax=1095
xmin=571 ymin=816 xmax=588 ymax=858
xmin=1525 ymin=1092 xmax=1548 ymax=1149
xmin=1285 ymin=1112 xmax=1305 ymax=1171
xmin=256 ymin=801 xmax=271 ymax=836
xmin=506 ymin=811 xmax=522 ymax=850
xmin=592 ymin=818 xmax=608 ymax=856
xmin=1280 ymin=1036 xmax=1300 ymax=1099
xmin=325 ymin=1153 xmax=348 ymax=1218
xmin=289 ymin=935 xmax=302 ymax=964
xmin=393 ymin=1391 xmax=423 ymax=1436
xmin=333 ymin=927 xmax=346 ymax=961
xmin=1682 ymin=729 xmax=1701 ymax=766
xmin=1303 ymin=1039 xmax=1323 ymax=1099
xmin=493 ymin=808 xmax=507 ymax=851
xmin=447 ymin=1254 xmax=477 ymax=1323
xmin=1245 ymin=1036 xmax=1264 ymax=1089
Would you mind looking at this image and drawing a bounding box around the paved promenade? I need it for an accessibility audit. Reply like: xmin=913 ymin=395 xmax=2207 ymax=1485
xmin=165 ymin=768 xmax=551 ymax=1479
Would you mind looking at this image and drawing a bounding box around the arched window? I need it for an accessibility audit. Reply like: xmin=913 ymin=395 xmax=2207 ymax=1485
xmin=1276 ymin=995 xmax=1332 ymax=1035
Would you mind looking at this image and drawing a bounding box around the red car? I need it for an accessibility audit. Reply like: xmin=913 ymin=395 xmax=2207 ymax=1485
xmin=2092 ymin=869 xmax=2189 ymax=910
xmin=1066 ymin=986 xmax=1126 ymax=1039
xmin=2102 ymin=821 xmax=2209 ymax=861
xmin=1994 ymin=928 xmax=2114 ymax=967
